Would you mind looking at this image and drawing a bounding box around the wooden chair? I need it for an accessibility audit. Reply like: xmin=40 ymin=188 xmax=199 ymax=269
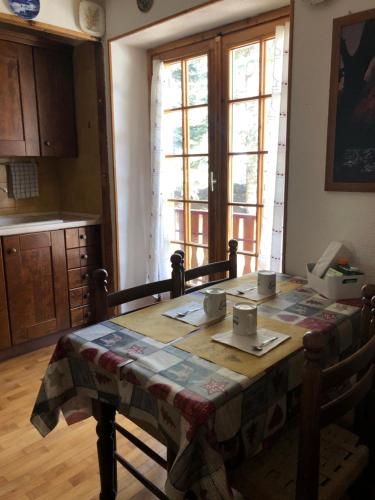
xmin=93 ymin=252 xmax=183 ymax=322
xmin=92 ymin=252 xmax=183 ymax=500
xmin=361 ymin=284 xmax=375 ymax=343
xmin=230 ymin=303 xmax=375 ymax=500
xmin=175 ymin=239 xmax=238 ymax=294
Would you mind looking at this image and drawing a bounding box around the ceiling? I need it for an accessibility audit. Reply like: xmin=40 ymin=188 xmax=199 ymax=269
xmin=113 ymin=0 xmax=290 ymax=48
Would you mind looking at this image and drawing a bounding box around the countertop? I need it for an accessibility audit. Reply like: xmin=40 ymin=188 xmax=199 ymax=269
xmin=0 ymin=212 xmax=101 ymax=236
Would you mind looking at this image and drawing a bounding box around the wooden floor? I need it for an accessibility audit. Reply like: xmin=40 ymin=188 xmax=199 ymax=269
xmin=0 ymin=346 xmax=246 ymax=500
xmin=0 ymin=346 xmax=170 ymax=500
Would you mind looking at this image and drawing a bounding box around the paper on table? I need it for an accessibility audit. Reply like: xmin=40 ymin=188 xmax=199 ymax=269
xmin=212 ymin=328 xmax=290 ymax=357
xmin=226 ymin=284 xmax=277 ymax=302
xmin=163 ymin=301 xmax=228 ymax=327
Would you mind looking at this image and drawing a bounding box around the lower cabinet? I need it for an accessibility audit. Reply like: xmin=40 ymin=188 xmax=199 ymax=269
xmin=3 ymin=230 xmax=70 ymax=344
xmin=0 ymin=240 xmax=11 ymax=349
xmin=0 ymin=224 xmax=101 ymax=349
xmin=65 ymin=226 xmax=100 ymax=328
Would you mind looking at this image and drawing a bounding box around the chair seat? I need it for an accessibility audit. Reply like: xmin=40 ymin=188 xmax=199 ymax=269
xmin=230 ymin=424 xmax=369 ymax=500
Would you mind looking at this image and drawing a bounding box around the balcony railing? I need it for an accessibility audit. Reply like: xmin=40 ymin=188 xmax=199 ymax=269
xmin=172 ymin=207 xmax=257 ymax=274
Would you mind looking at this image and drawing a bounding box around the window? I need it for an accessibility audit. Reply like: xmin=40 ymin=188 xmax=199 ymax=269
xmin=164 ymin=54 xmax=210 ymax=270
xmin=151 ymin=16 xmax=289 ymax=275
xmin=224 ymin=33 xmax=276 ymax=276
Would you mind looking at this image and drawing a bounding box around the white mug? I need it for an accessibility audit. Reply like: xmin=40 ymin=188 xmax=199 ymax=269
xmin=203 ymin=288 xmax=226 ymax=320
xmin=257 ymin=270 xmax=276 ymax=296
xmin=233 ymin=303 xmax=257 ymax=336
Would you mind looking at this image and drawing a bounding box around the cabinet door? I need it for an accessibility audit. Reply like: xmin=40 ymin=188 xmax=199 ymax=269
xmin=3 ymin=231 xmax=70 ymax=345
xmin=34 ymin=47 xmax=77 ymax=157
xmin=0 ymin=240 xmax=11 ymax=350
xmin=0 ymin=40 xmax=39 ymax=156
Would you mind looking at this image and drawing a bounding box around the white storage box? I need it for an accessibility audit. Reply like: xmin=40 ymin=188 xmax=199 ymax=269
xmin=306 ymin=263 xmax=366 ymax=300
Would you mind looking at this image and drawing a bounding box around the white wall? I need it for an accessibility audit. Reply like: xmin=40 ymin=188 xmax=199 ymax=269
xmin=286 ymin=0 xmax=375 ymax=281
xmin=0 ymin=0 xmax=96 ymax=31
xmin=106 ymin=0 xmax=214 ymax=39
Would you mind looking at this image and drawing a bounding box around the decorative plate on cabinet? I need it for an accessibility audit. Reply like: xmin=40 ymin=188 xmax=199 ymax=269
xmin=79 ymin=0 xmax=105 ymax=37
xmin=8 ymin=0 xmax=40 ymax=20
xmin=137 ymin=0 xmax=154 ymax=13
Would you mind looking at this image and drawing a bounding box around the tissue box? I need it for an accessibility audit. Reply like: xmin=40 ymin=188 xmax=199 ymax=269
xmin=306 ymin=263 xmax=366 ymax=300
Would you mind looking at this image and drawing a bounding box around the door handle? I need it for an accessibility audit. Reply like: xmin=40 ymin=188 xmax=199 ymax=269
xmin=210 ymin=171 xmax=217 ymax=192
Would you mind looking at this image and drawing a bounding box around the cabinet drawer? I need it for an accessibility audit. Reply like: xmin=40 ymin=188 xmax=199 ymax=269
xmin=79 ymin=226 xmax=100 ymax=247
xmin=66 ymin=246 xmax=99 ymax=269
xmin=70 ymin=306 xmax=92 ymax=328
xmin=69 ymin=286 xmax=90 ymax=308
xmin=65 ymin=226 xmax=100 ymax=249
xmin=65 ymin=228 xmax=79 ymax=249
xmin=68 ymin=266 xmax=94 ymax=289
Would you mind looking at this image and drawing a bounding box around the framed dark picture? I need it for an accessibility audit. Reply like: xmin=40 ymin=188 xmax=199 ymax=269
xmin=325 ymin=9 xmax=375 ymax=191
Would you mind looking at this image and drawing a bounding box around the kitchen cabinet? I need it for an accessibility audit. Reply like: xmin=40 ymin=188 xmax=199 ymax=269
xmin=0 ymin=240 xmax=11 ymax=349
xmin=65 ymin=226 xmax=100 ymax=328
xmin=0 ymin=31 xmax=77 ymax=158
xmin=3 ymin=230 xmax=70 ymax=345
xmin=34 ymin=47 xmax=77 ymax=157
xmin=0 ymin=39 xmax=39 ymax=156
xmin=0 ymin=224 xmax=101 ymax=350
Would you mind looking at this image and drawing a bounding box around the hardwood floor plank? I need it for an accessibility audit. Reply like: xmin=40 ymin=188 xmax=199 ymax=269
xmin=0 ymin=346 xmax=173 ymax=499
xmin=0 ymin=346 xmax=244 ymax=499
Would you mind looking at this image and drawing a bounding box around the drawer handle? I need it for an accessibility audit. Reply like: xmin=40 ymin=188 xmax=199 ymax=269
xmin=84 ymin=310 xmax=92 ymax=319
xmin=80 ymin=234 xmax=87 ymax=240
xmin=81 ymin=254 xmax=89 ymax=260
xmin=8 ymin=248 xmax=17 ymax=254
xmin=84 ymin=292 xmax=91 ymax=299
xmin=44 ymin=140 xmax=51 ymax=147
xmin=82 ymin=273 xmax=90 ymax=279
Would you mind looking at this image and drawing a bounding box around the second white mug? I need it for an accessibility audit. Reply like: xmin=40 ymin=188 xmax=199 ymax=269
xmin=203 ymin=288 xmax=226 ymax=320
xmin=257 ymin=270 xmax=276 ymax=296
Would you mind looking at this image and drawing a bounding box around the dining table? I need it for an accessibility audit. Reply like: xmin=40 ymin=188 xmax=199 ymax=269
xmin=30 ymin=272 xmax=362 ymax=500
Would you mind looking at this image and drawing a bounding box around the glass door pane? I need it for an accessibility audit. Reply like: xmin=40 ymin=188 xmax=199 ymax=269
xmin=226 ymin=36 xmax=275 ymax=275
xmin=163 ymin=54 xmax=210 ymax=271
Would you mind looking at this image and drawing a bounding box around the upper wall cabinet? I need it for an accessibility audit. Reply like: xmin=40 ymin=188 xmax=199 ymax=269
xmin=0 ymin=33 xmax=77 ymax=158
xmin=34 ymin=47 xmax=77 ymax=157
xmin=0 ymin=40 xmax=40 ymax=156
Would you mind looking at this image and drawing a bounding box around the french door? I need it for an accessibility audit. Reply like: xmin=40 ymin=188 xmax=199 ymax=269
xmin=162 ymin=40 xmax=215 ymax=272
xmin=157 ymin=21 xmax=280 ymax=275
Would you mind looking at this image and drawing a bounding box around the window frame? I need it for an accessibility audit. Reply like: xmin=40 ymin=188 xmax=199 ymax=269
xmin=148 ymin=13 xmax=290 ymax=272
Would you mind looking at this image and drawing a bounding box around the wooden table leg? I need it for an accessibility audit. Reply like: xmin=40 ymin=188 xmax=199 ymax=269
xmin=93 ymin=400 xmax=117 ymax=500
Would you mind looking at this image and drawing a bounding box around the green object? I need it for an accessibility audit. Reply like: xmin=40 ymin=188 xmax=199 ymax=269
xmin=326 ymin=267 xmax=343 ymax=277
xmin=335 ymin=265 xmax=363 ymax=276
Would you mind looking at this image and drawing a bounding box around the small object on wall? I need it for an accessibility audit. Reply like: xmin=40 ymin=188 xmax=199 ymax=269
xmin=8 ymin=0 xmax=40 ymax=20
xmin=137 ymin=0 xmax=154 ymax=13
xmin=79 ymin=0 xmax=105 ymax=37
xmin=326 ymin=8 xmax=375 ymax=192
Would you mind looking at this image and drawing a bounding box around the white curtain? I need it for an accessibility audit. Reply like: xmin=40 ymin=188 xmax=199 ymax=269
xmin=258 ymin=22 xmax=290 ymax=272
xmin=146 ymin=59 xmax=171 ymax=282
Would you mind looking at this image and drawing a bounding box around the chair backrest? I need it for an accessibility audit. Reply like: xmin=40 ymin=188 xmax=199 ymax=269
xmin=175 ymin=239 xmax=238 ymax=294
xmin=296 ymin=302 xmax=375 ymax=500
xmin=93 ymin=253 xmax=183 ymax=322
xmin=361 ymin=284 xmax=375 ymax=342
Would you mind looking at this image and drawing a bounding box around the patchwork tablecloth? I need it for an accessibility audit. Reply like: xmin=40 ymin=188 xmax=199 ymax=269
xmin=31 ymin=275 xmax=361 ymax=500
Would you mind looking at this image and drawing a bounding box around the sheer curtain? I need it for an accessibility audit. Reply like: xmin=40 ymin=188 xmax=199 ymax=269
xmin=146 ymin=59 xmax=172 ymax=282
xmin=258 ymin=22 xmax=290 ymax=272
